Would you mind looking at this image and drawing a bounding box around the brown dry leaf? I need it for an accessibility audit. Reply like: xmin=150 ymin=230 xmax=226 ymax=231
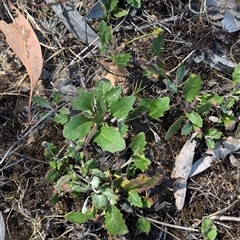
xmin=0 ymin=1 xmax=43 ymax=120
xmin=100 ymin=61 xmax=129 ymax=86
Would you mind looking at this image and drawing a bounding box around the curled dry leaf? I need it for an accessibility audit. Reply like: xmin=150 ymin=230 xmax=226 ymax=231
xmin=0 ymin=1 xmax=43 ymax=120
xmin=171 ymin=133 xmax=197 ymax=211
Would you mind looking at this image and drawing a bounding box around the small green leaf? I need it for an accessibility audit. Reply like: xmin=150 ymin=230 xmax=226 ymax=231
xmin=113 ymin=8 xmax=128 ymax=18
xmin=65 ymin=210 xmax=94 ymax=224
xmin=54 ymin=107 xmax=70 ymax=124
xmin=52 ymin=91 xmax=61 ymax=104
xmin=105 ymin=205 xmax=128 ymax=235
xmin=163 ymin=79 xmax=178 ymax=93
xmin=182 ymin=74 xmax=202 ymax=102
xmin=92 ymin=194 xmax=108 ymax=208
xmin=112 ymin=53 xmax=131 ymax=67
xmin=101 ymin=188 xmax=119 ymax=204
xmin=181 ymin=121 xmax=193 ymax=135
xmin=232 ymin=63 xmax=240 ymax=83
xmin=110 ymin=96 xmax=136 ymax=120
xmin=201 ymin=218 xmax=217 ymax=240
xmin=71 ymin=89 xmax=94 ymax=112
xmin=186 ymin=110 xmax=203 ymax=128
xmin=106 ymin=0 xmax=118 ymax=12
xmin=149 ymin=97 xmax=170 ymax=119
xmin=105 ymin=86 xmax=122 ymax=105
xmin=130 ymin=132 xmax=146 ymax=155
xmin=98 ymin=20 xmax=111 ymax=45
xmin=91 ymin=176 xmax=100 ymax=189
xmin=206 ymin=138 xmax=215 ymax=149
xmin=33 ymin=96 xmax=52 ymax=109
xmin=127 ymin=0 xmax=141 ymax=8
xmin=128 ymin=190 xmax=143 ymax=207
xmin=46 ymin=169 xmax=58 ymax=182
xmin=151 ymin=35 xmax=163 ymax=56
xmin=133 ymin=155 xmax=151 ymax=172
xmin=63 ymin=115 xmax=93 ymax=141
xmin=175 ymin=63 xmax=186 ymax=85
xmin=165 ymin=116 xmax=184 ymax=140
xmin=136 ymin=218 xmax=151 ymax=235
xmin=197 ymin=102 xmax=212 ymax=115
xmin=94 ymin=125 xmax=126 ymax=153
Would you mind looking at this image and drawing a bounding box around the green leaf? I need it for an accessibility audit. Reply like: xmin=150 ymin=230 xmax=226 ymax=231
xmin=133 ymin=155 xmax=151 ymax=172
xmin=201 ymin=218 xmax=217 ymax=240
xmin=206 ymin=138 xmax=215 ymax=149
xmin=165 ymin=116 xmax=184 ymax=140
xmin=54 ymin=107 xmax=70 ymax=124
xmin=110 ymin=96 xmax=136 ymax=120
xmin=186 ymin=110 xmax=203 ymax=128
xmin=52 ymin=91 xmax=61 ymax=104
xmin=127 ymin=0 xmax=141 ymax=8
xmin=65 ymin=210 xmax=94 ymax=224
xmin=182 ymin=74 xmax=202 ymax=102
xmin=63 ymin=115 xmax=93 ymax=141
xmin=98 ymin=20 xmax=111 ymax=45
xmin=92 ymin=194 xmax=108 ymax=208
xmin=71 ymin=89 xmax=94 ymax=112
xmin=151 ymin=35 xmax=163 ymax=56
xmin=46 ymin=169 xmax=58 ymax=182
xmin=106 ymin=0 xmax=118 ymax=12
xmin=163 ymin=79 xmax=178 ymax=93
xmin=181 ymin=121 xmax=193 ymax=135
xmin=32 ymin=96 xmax=52 ymax=109
xmin=175 ymin=63 xmax=185 ymax=85
xmin=149 ymin=97 xmax=170 ymax=119
xmin=128 ymin=190 xmax=143 ymax=207
xmin=232 ymin=63 xmax=240 ymax=83
xmin=130 ymin=132 xmax=146 ymax=155
xmin=113 ymin=8 xmax=128 ymax=18
xmin=112 ymin=53 xmax=131 ymax=67
xmin=94 ymin=125 xmax=126 ymax=153
xmin=197 ymin=102 xmax=212 ymax=115
xmin=136 ymin=218 xmax=151 ymax=235
xmin=101 ymin=188 xmax=119 ymax=204
xmin=105 ymin=205 xmax=128 ymax=235
xmin=105 ymin=86 xmax=122 ymax=105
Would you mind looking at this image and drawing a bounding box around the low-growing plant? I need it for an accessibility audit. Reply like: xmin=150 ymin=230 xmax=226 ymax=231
xmin=41 ymin=79 xmax=168 ymax=235
xmin=201 ymin=218 xmax=217 ymax=240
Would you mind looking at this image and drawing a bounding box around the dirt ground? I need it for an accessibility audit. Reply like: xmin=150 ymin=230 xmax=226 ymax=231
xmin=1 ymin=0 xmax=240 ymax=239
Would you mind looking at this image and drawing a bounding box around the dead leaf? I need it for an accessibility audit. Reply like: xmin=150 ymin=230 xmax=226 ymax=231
xmin=99 ymin=61 xmax=129 ymax=86
xmin=0 ymin=1 xmax=43 ymax=120
xmin=171 ymin=133 xmax=197 ymax=211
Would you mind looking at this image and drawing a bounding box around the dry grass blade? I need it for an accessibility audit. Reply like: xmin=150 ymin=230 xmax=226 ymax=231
xmin=0 ymin=1 xmax=43 ymax=121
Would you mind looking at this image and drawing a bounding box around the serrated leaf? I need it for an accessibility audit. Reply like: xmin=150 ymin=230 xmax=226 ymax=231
xmin=127 ymin=0 xmax=141 ymax=8
xmin=63 ymin=115 xmax=93 ymax=141
xmin=201 ymin=218 xmax=217 ymax=240
xmin=165 ymin=116 xmax=184 ymax=140
xmin=133 ymin=155 xmax=151 ymax=171
xmin=149 ymin=97 xmax=170 ymax=119
xmin=65 ymin=210 xmax=94 ymax=224
xmin=105 ymin=86 xmax=122 ymax=105
xmin=101 ymin=188 xmax=119 ymax=204
xmin=128 ymin=190 xmax=143 ymax=207
xmin=94 ymin=125 xmax=125 ymax=153
xmin=98 ymin=20 xmax=111 ymax=45
xmin=233 ymin=63 xmax=240 ymax=83
xmin=110 ymin=96 xmax=136 ymax=120
xmin=186 ymin=111 xmax=203 ymax=127
xmin=182 ymin=74 xmax=201 ymax=102
xmin=130 ymin=132 xmax=146 ymax=155
xmin=33 ymin=96 xmax=52 ymax=109
xmin=112 ymin=53 xmax=131 ymax=67
xmin=71 ymin=89 xmax=94 ymax=112
xmin=105 ymin=205 xmax=128 ymax=235
xmin=151 ymin=35 xmax=163 ymax=56
xmin=92 ymin=194 xmax=108 ymax=208
xmin=136 ymin=218 xmax=151 ymax=235
xmin=175 ymin=63 xmax=185 ymax=85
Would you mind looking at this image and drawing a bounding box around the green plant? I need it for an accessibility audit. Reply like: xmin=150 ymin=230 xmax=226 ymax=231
xmin=41 ymin=79 xmax=168 ymax=235
xmin=201 ymin=218 xmax=217 ymax=240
